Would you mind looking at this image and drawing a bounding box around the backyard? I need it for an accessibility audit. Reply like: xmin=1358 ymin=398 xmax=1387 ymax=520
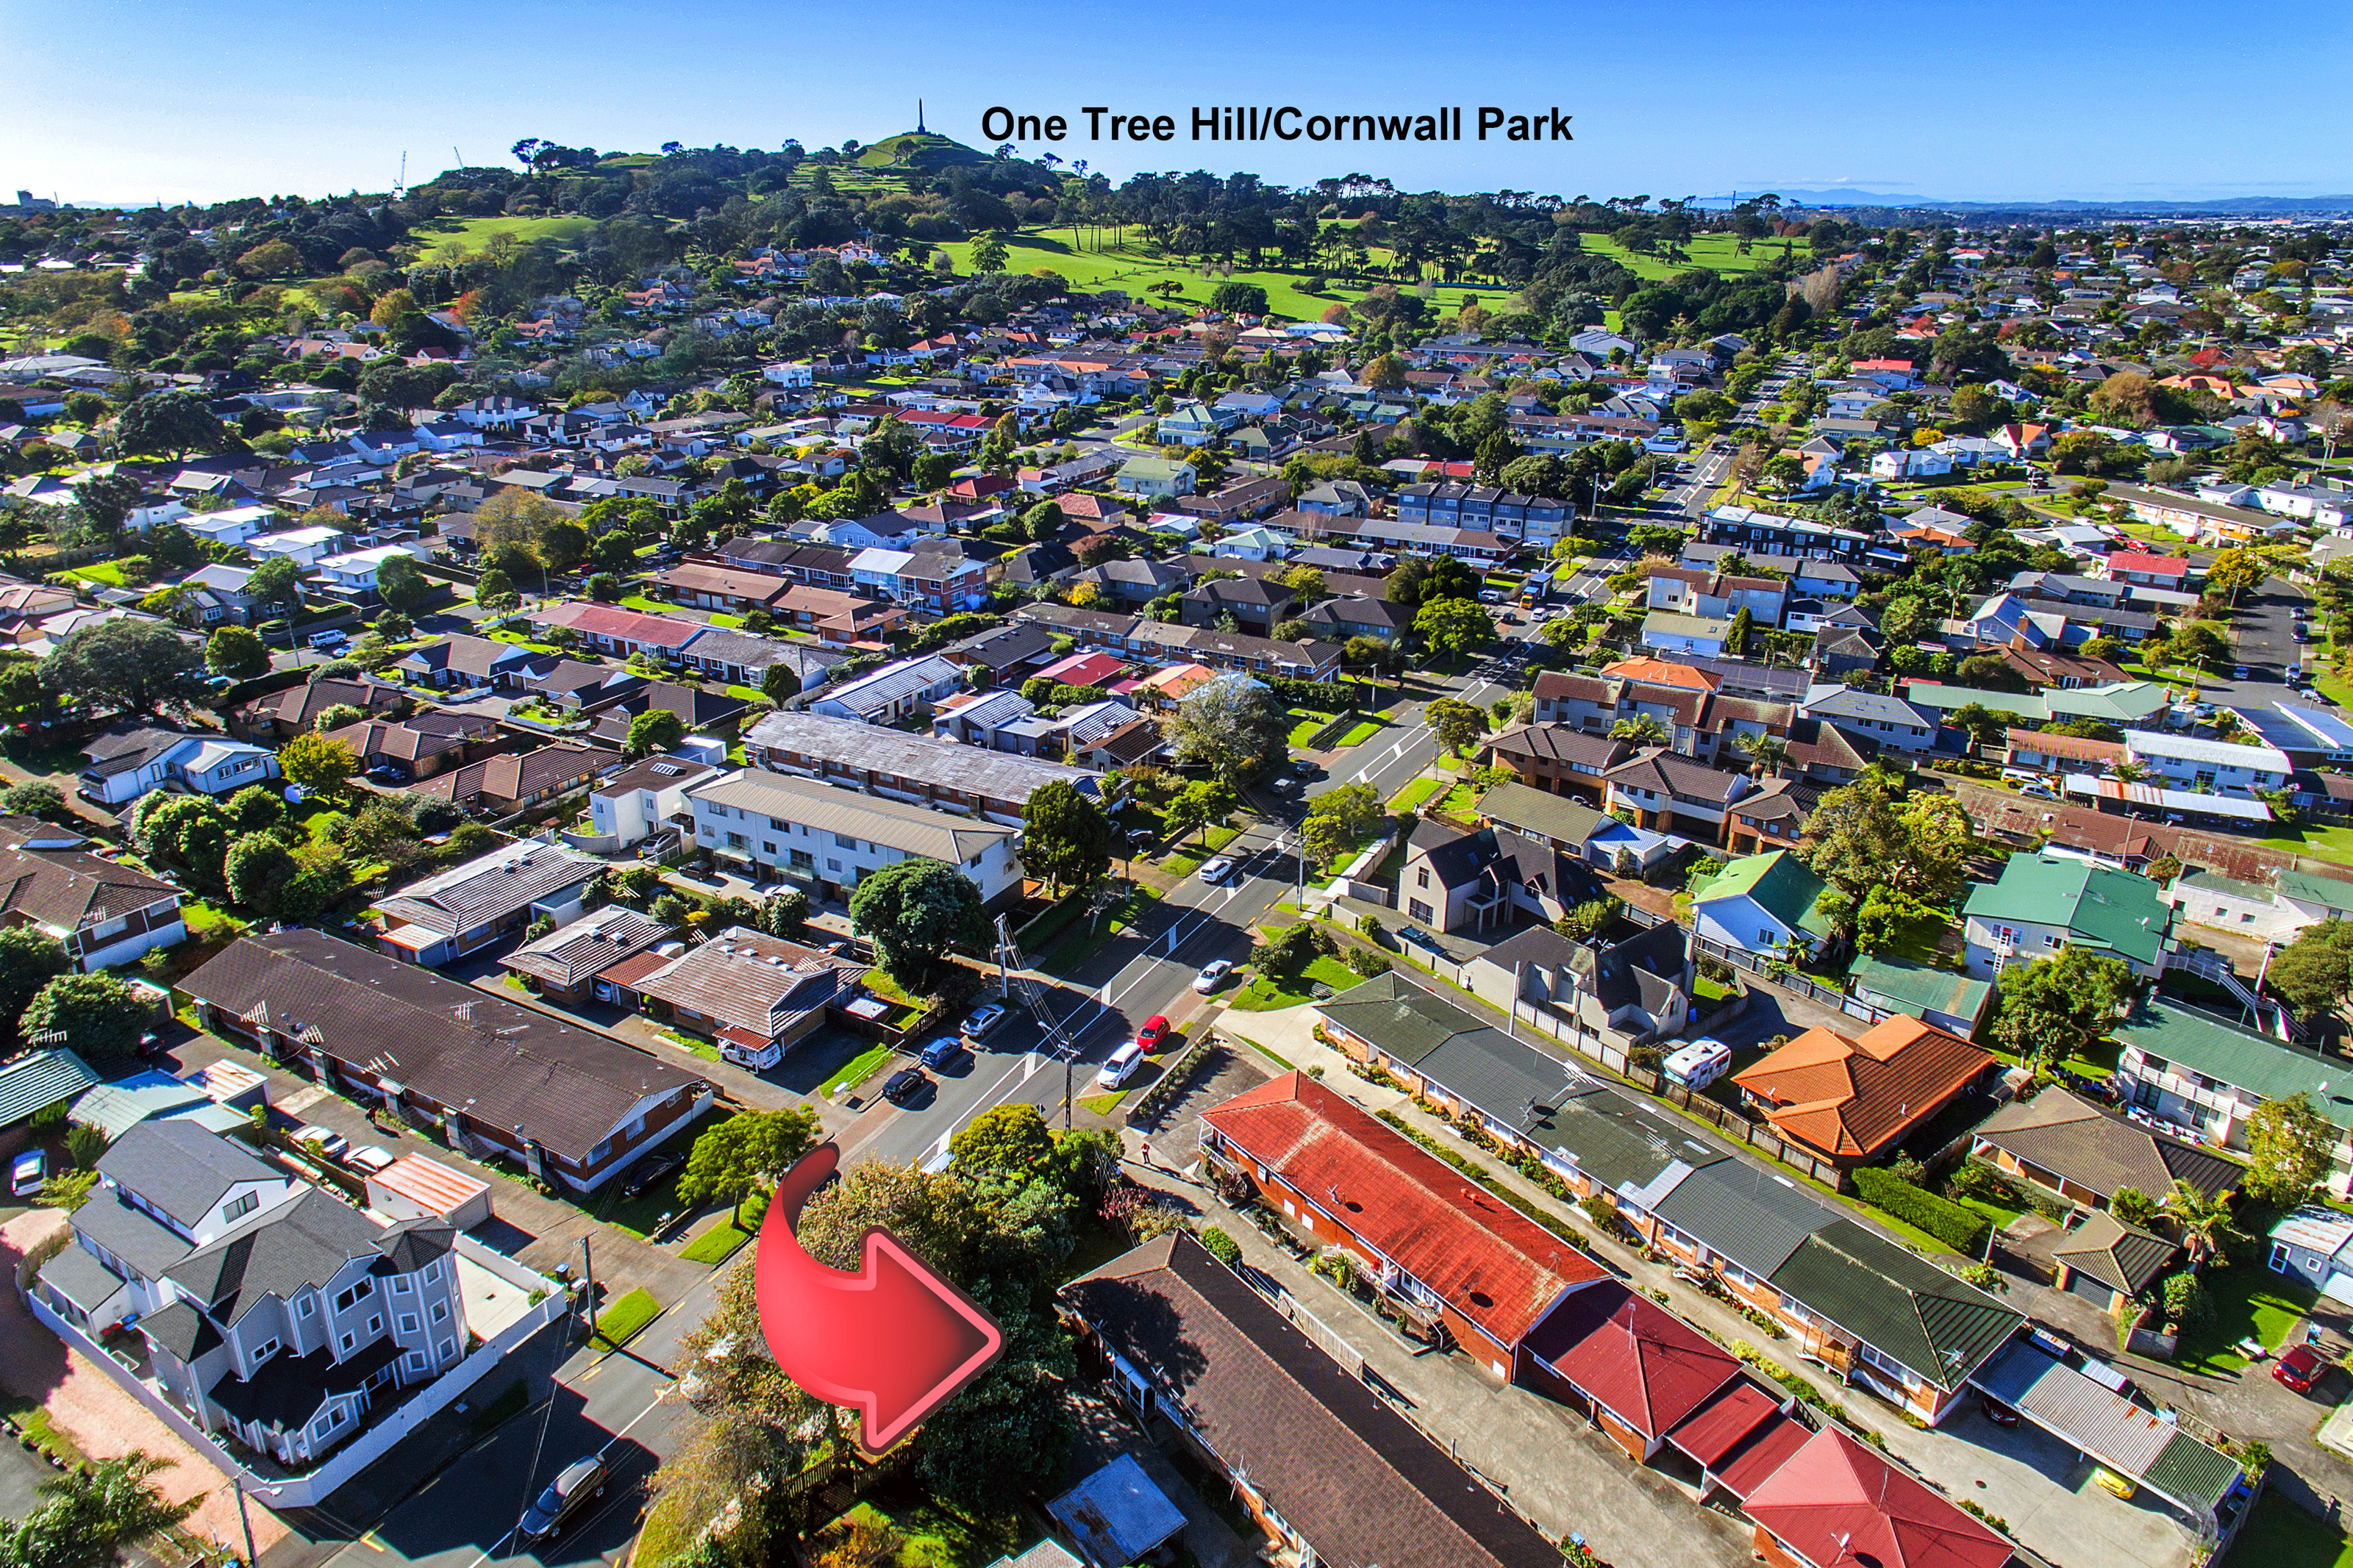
xmin=2231 ymin=1490 xmax=2353 ymax=1568
xmin=2174 ymin=1264 xmax=2317 ymax=1375
xmin=1230 ymin=954 xmax=1360 ymax=1012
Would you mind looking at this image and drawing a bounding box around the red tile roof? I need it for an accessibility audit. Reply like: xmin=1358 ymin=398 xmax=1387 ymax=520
xmin=1711 ymin=1411 xmax=1813 ymax=1501
xmin=1664 ymin=1378 xmax=1785 ymax=1470
xmin=1202 ymin=1073 xmax=1605 ymax=1350
xmin=1732 ymin=1015 xmax=1993 ymax=1161
xmin=2106 ymin=551 xmax=2190 ymax=579
xmin=1521 ymin=1283 xmax=1739 ymax=1440
xmin=1743 ymin=1428 xmax=2013 ymax=1568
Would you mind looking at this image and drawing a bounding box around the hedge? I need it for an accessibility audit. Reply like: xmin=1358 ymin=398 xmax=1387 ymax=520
xmin=1852 ymin=1167 xmax=1990 ymax=1256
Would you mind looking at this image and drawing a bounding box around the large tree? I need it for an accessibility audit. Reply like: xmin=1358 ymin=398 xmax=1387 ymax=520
xmin=1413 ymin=595 xmax=1495 ymax=657
xmin=0 ymin=927 xmax=69 ymax=1034
xmin=246 ymin=554 xmax=311 ymax=640
xmin=1163 ymin=779 xmax=1236 ymax=847
xmin=2268 ymin=919 xmax=2353 ymax=1023
xmin=113 ymin=392 xmax=227 ymax=459
xmin=204 ymin=624 xmax=270 ymax=680
xmin=1164 ymin=671 xmax=1289 ymax=787
xmin=847 ymin=856 xmax=990 ymax=992
xmin=279 ymin=731 xmax=357 ymax=797
xmin=0 ymin=1450 xmax=199 ymax=1568
xmin=2244 ymin=1092 xmax=2336 ymax=1206
xmin=1300 ymin=781 xmax=1385 ymax=869
xmin=21 ymin=973 xmax=150 ymax=1059
xmin=1799 ymin=770 xmax=1971 ymax=934
xmin=374 ymin=552 xmax=432 ymax=614
xmin=1988 ymin=948 xmax=2132 ymax=1064
xmin=625 ymin=709 xmax=687 ymax=756
xmin=41 ymin=619 xmax=202 ymax=716
xmin=1020 ymin=779 xmax=1113 ymax=896
xmin=676 ymin=1108 xmax=821 ymax=1225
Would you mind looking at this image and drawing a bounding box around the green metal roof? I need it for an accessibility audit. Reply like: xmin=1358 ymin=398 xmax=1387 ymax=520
xmin=1904 ymin=685 xmax=2050 ymax=720
xmin=1696 ymin=850 xmax=1834 ymax=937
xmin=1765 ymin=1219 xmax=2023 ymax=1392
xmin=2145 ymin=1430 xmax=2246 ymax=1514
xmin=2113 ymin=996 xmax=2353 ymax=1131
xmin=1846 ymin=955 xmax=1991 ymax=1025
xmin=2044 ymin=682 xmax=2171 ymax=722
xmin=2274 ymin=868 xmax=2353 ymax=916
xmin=1960 ymin=852 xmax=2173 ymax=967
xmin=2176 ymin=867 xmax=2275 ymax=903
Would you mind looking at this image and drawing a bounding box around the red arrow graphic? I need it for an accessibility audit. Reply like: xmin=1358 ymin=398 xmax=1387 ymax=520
xmin=752 ymin=1145 xmax=1004 ymax=1456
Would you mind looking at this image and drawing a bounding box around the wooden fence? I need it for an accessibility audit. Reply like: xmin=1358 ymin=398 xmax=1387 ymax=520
xmin=1658 ymin=1081 xmax=1852 ymax=1191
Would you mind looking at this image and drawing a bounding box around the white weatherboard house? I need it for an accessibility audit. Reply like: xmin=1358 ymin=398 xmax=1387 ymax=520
xmin=1960 ymin=852 xmax=2176 ymax=981
xmin=685 ymin=768 xmax=1026 ymax=909
xmin=1691 ymin=849 xmax=1835 ymax=959
xmin=2121 ymin=731 xmax=2291 ymax=798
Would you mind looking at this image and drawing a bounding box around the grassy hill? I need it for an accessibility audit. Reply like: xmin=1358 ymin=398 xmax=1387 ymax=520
xmin=855 ymin=132 xmax=988 ymax=171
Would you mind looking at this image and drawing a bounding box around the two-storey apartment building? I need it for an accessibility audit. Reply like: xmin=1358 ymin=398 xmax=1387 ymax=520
xmin=685 ymin=768 xmax=1025 ymax=907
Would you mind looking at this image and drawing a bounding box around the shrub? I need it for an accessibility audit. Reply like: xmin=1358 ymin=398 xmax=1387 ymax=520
xmin=1357 ymin=911 xmax=1385 ymax=939
xmin=1581 ymin=1195 xmax=1619 ymax=1234
xmin=1199 ymin=1225 xmax=1241 ymax=1267
xmin=2160 ymin=1270 xmax=2213 ymax=1327
xmin=1944 ymin=1161 xmax=2007 ymax=1203
xmin=1345 ymin=948 xmax=1392 ymax=978
xmin=1852 ymin=1167 xmax=1991 ymax=1255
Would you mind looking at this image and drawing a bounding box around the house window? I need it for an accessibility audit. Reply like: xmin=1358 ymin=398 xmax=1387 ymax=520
xmin=340 ymin=1332 xmax=356 ymax=1353
xmin=221 ymin=1192 xmax=258 ymax=1224
xmin=334 ymin=1282 xmax=371 ymax=1311
xmin=1416 ymin=868 xmax=1430 ymax=889
xmin=432 ymin=1301 xmax=449 ymax=1322
xmin=297 ymin=1295 xmax=315 ymax=1319
xmin=393 ymin=1277 xmax=411 ymax=1294
xmin=400 ymin=1314 xmax=419 ymax=1333
xmin=250 ymin=1337 xmax=280 ymax=1364
xmin=1408 ymin=899 xmax=1435 ymax=923
xmin=407 ymin=1350 xmax=429 ymax=1372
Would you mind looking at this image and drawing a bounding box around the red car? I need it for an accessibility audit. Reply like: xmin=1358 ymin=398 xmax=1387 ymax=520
xmin=1136 ymin=1014 xmax=1171 ymax=1050
xmin=2274 ymin=1343 xmax=2327 ymax=1395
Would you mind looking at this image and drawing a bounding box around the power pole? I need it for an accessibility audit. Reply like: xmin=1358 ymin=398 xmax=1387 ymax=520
xmin=233 ymin=1482 xmax=257 ymax=1568
xmin=579 ymin=1236 xmax=596 ymax=1345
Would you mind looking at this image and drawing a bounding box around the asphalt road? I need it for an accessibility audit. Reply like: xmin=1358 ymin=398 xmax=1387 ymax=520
xmin=2170 ymin=585 xmax=2311 ymax=710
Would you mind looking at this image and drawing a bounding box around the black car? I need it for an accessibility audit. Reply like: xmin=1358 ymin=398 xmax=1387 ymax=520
xmin=518 ymin=1455 xmax=608 ymax=1543
xmin=882 ymin=1068 xmax=929 ymax=1106
xmin=621 ymin=1151 xmax=683 ymax=1200
xmin=1979 ymin=1393 xmax=2021 ymax=1428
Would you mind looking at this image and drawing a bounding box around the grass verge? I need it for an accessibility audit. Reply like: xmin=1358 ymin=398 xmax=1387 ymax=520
xmin=682 ymin=1192 xmax=770 ymax=1264
xmin=1229 ymin=955 xmax=1360 ymax=1012
xmin=1389 ymin=776 xmax=1445 ymax=811
xmin=823 ymin=1042 xmax=896 ymax=1098
xmin=2233 ymin=1490 xmax=2353 ymax=1567
xmin=590 ymin=1286 xmax=663 ymax=1349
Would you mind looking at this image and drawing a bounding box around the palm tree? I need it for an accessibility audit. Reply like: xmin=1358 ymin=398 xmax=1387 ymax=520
xmin=2165 ymin=1179 xmax=2238 ymax=1264
xmin=1611 ymin=715 xmax=1669 ymax=747
xmin=1735 ymin=731 xmax=1791 ymax=776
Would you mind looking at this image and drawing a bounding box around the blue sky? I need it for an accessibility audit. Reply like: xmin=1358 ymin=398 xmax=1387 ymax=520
xmin=6 ymin=0 xmax=2349 ymax=207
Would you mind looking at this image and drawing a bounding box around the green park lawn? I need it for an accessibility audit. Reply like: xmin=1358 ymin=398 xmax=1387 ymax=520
xmin=821 ymin=1042 xmax=894 ymax=1098
xmin=1161 ymin=822 xmax=1241 ymax=878
xmin=933 ymin=226 xmax=1501 ymax=321
xmin=589 ymin=1286 xmax=663 ymax=1349
xmin=1286 ymin=709 xmax=1341 ymax=746
xmin=413 ymin=214 xmax=597 ymax=261
xmin=2257 ymin=820 xmax=2353 ymax=867
xmin=1577 ymin=230 xmax=1790 ymax=282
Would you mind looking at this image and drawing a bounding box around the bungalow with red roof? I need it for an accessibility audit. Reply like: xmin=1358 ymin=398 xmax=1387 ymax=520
xmin=1731 ymin=1015 xmax=1998 ymax=1168
xmin=1030 ymin=650 xmax=1127 ymax=690
xmin=1198 ymin=1072 xmax=1610 ymax=1385
xmin=2096 ymin=551 xmax=2199 ymax=590
xmin=534 ymin=602 xmax=702 ymax=660
xmin=1521 ymin=1281 xmax=1742 ymax=1461
xmin=1741 ymin=1428 xmax=2015 ymax=1568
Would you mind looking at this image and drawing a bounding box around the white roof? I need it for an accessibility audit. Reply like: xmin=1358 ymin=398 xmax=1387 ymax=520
xmin=2123 ymin=730 xmax=2292 ymax=771
xmin=251 ymin=526 xmax=341 ymax=548
xmin=2271 ymin=1204 xmax=2353 ymax=1258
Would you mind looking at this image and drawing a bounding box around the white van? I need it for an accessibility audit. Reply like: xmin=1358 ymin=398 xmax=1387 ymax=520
xmin=308 ymin=628 xmax=349 ymax=651
xmin=1662 ymin=1037 xmax=1733 ymax=1092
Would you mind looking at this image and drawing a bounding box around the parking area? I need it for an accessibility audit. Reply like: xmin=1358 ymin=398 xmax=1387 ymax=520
xmin=1896 ymin=1400 xmax=2196 ymax=1568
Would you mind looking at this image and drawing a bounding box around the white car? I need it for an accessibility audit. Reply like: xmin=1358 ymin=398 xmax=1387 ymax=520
xmin=292 ymin=1124 xmax=351 ymax=1162
xmin=1198 ymin=856 xmax=1235 ymax=884
xmin=1096 ymin=1039 xmax=1148 ymax=1090
xmin=1193 ymin=958 xmax=1235 ymax=993
xmin=347 ymin=1145 xmax=397 ymax=1175
xmin=10 ymin=1150 xmax=44 ymax=1198
xmin=960 ymin=1002 xmax=1008 ymax=1040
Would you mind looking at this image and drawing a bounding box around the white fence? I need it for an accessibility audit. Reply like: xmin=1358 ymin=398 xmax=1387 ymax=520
xmin=22 ymin=1247 xmax=568 ymax=1511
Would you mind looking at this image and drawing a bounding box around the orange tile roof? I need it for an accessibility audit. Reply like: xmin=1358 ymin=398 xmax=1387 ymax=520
xmin=1601 ymin=656 xmax=1720 ymax=692
xmin=1731 ymin=1015 xmax=1993 ymax=1160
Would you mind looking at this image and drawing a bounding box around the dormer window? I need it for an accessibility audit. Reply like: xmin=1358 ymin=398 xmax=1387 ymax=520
xmin=221 ymin=1192 xmax=258 ymax=1225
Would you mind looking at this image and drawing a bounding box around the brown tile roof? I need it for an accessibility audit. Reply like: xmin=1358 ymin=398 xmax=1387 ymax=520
xmin=1732 ymin=1016 xmax=1994 ymax=1160
xmin=1485 ymin=724 xmax=1628 ymax=772
xmin=240 ymin=676 xmax=405 ymax=732
xmin=632 ymin=926 xmax=864 ymax=1041
xmin=1602 ymin=748 xmax=1749 ymax=805
xmin=177 ymin=928 xmax=707 ymax=1164
xmin=1062 ymin=1234 xmax=1566 ymax=1568
xmin=1973 ymin=1086 xmax=2240 ymax=1203
xmin=0 ymin=817 xmax=179 ymax=937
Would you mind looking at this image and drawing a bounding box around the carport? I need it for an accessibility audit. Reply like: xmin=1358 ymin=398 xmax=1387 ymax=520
xmin=1970 ymin=1339 xmax=2245 ymax=1533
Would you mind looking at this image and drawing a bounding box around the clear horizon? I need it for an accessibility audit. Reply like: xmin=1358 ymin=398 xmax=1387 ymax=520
xmin=5 ymin=0 xmax=2350 ymax=209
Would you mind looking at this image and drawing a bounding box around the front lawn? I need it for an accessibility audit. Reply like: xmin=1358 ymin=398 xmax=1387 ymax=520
xmin=1389 ymin=776 xmax=1445 ymax=811
xmin=2232 ymin=1491 xmax=2353 ymax=1568
xmin=1161 ymin=822 xmax=1241 ymax=877
xmin=590 ymin=1286 xmax=663 ymax=1348
xmin=810 ymin=1481 xmax=1027 ymax=1568
xmin=2174 ymin=1264 xmax=2316 ymax=1375
xmin=2257 ymin=821 xmax=2353 ymax=867
xmin=1231 ymin=954 xmax=1360 ymax=1012
xmin=1286 ymin=709 xmax=1340 ymax=746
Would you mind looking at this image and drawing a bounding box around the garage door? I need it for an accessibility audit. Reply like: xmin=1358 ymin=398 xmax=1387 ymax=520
xmin=2068 ymin=1269 xmax=2115 ymax=1304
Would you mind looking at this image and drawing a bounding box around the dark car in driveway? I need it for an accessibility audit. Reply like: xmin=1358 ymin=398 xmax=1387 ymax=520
xmin=882 ymin=1068 xmax=929 ymax=1106
xmin=621 ymin=1151 xmax=682 ymax=1200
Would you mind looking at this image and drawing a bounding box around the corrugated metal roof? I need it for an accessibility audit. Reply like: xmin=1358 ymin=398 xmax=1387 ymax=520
xmin=1652 ymin=1161 xmax=1833 ymax=1276
xmin=0 ymin=1048 xmax=99 ymax=1125
xmin=1975 ymin=1342 xmax=2238 ymax=1514
xmin=688 ymin=770 xmax=1014 ymax=866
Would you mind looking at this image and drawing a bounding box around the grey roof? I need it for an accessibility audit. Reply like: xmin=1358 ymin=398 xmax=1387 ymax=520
xmin=504 ymin=904 xmax=676 ymax=989
xmin=1317 ymin=972 xmax=1482 ymax=1067
xmin=1650 ymin=1161 xmax=1834 ymax=1276
xmin=0 ymin=1048 xmax=99 ymax=1127
xmin=166 ymin=1187 xmax=395 ymax=1328
xmin=38 ymin=1244 xmax=129 ymax=1315
xmin=72 ymin=1189 xmax=198 ymax=1278
xmin=817 ymin=654 xmax=963 ymax=717
xmin=948 ymin=621 xmax=1059 ymax=670
xmin=746 ymin=709 xmax=1104 ymax=805
xmin=136 ymin=1298 xmax=222 ymax=1361
xmin=2051 ymin=1210 xmax=2177 ymax=1295
xmin=1475 ymin=781 xmax=1608 ymax=849
xmin=689 ymin=770 xmax=1016 ymax=864
xmin=376 ymin=841 xmax=601 ymax=939
xmin=210 ymin=1333 xmax=404 ymax=1431
xmin=1407 ymin=820 xmax=1503 ymax=893
xmin=1977 ymin=1341 xmax=2240 ymax=1515
xmin=96 ymin=1120 xmax=279 ymax=1232
xmin=678 ymin=626 xmax=813 ymax=673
